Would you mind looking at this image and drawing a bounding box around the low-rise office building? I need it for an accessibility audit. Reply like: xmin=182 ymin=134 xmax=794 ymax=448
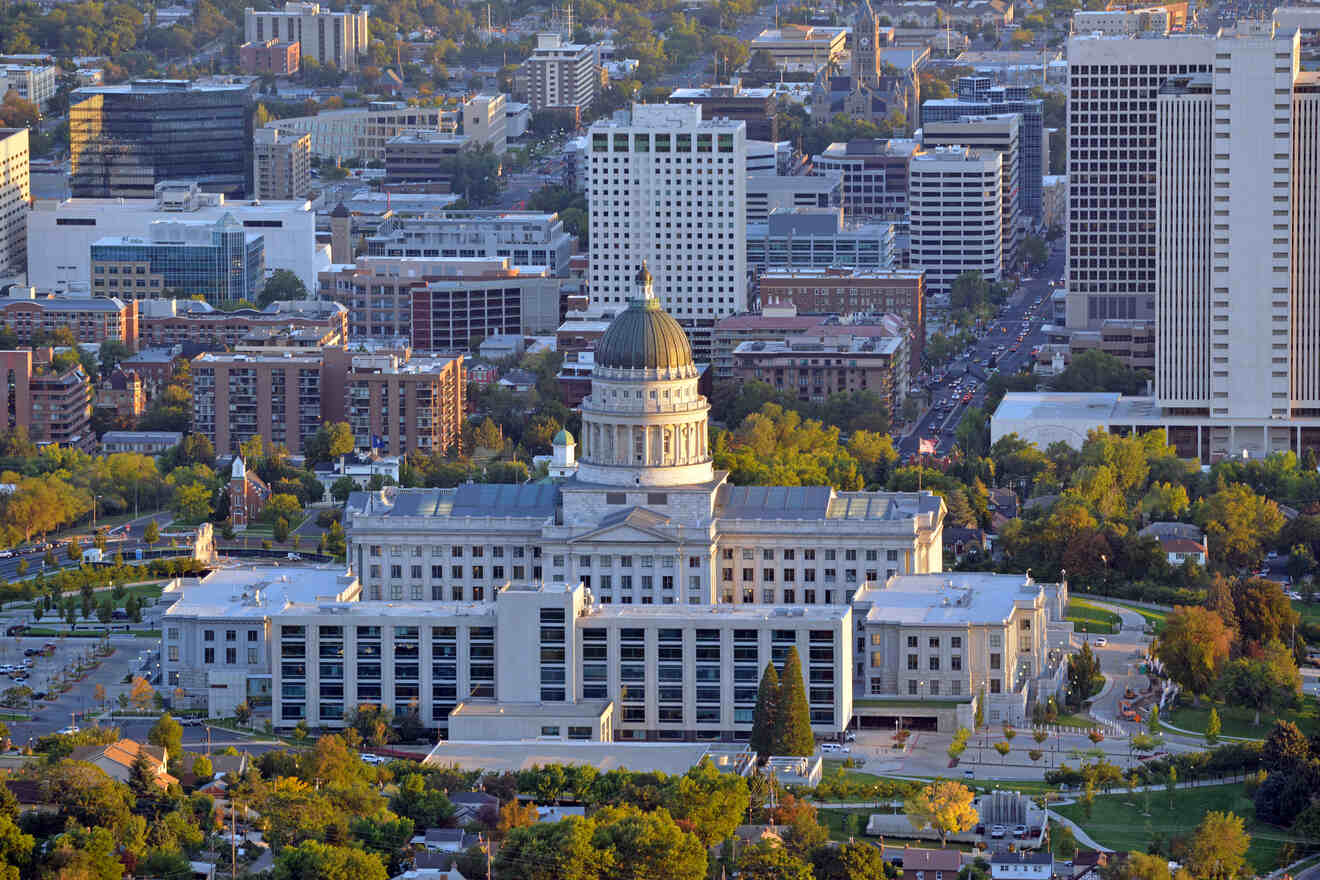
xmin=318 ymin=255 xmax=561 ymax=346
xmin=667 ymin=85 xmax=779 ymax=141
xmin=746 ymin=209 xmax=896 ymax=272
xmin=364 ymin=211 xmax=576 ymax=275
xmin=30 ymin=180 xmax=326 ymax=294
xmin=0 ymin=292 xmax=139 ymax=348
xmin=811 ymin=139 xmax=919 ymax=222
xmin=100 ymin=430 xmax=183 ymax=454
xmin=0 ymin=63 xmax=57 ymax=110
xmin=161 ymin=562 xmax=1065 ymax=737
xmin=750 ymin=26 xmax=847 ymax=71
xmin=266 ymin=96 xmax=504 ymax=161
xmin=746 ymin=172 xmax=842 ymax=224
xmin=90 ymin=217 xmax=266 ymax=305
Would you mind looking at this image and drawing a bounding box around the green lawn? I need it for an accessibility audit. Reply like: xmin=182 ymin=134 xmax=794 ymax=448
xmin=1167 ymin=699 xmax=1319 ymax=739
xmin=1054 ymin=782 xmax=1291 ymax=873
xmin=1107 ymin=602 xmax=1169 ymax=633
xmin=822 ymin=759 xmax=883 ymax=784
xmin=1293 ymin=599 xmax=1320 ymax=626
xmin=1066 ymin=599 xmax=1122 ymax=635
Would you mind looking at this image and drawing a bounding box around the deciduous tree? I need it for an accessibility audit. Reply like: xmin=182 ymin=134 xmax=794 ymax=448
xmin=1156 ymin=606 xmax=1232 ymax=703
xmin=739 ymin=840 xmax=812 ymax=880
xmin=903 ymin=780 xmax=978 ymax=845
xmin=1185 ymin=811 xmax=1250 ymax=880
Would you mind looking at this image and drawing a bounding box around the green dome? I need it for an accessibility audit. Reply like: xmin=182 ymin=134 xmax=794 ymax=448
xmin=553 ymin=428 xmax=574 ymax=445
xmin=596 ymin=296 xmax=694 ymax=372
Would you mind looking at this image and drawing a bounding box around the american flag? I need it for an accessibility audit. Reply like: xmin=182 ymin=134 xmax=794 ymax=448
xmin=919 ymin=437 xmax=937 ymax=455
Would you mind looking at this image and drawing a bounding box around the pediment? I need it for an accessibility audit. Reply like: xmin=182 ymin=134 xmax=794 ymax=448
xmin=569 ymin=507 xmax=676 ymax=544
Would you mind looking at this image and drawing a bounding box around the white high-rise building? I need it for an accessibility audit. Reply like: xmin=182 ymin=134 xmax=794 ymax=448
xmin=523 ymin=33 xmax=600 ymax=115
xmin=586 ymin=104 xmax=747 ymax=360
xmin=908 ymin=146 xmax=1002 ymax=297
xmin=994 ymin=14 xmax=1320 ymax=461
xmin=0 ymin=128 xmax=29 ymax=279
xmin=1156 ymin=25 xmax=1298 ymax=424
xmin=244 ymin=2 xmax=368 ymax=71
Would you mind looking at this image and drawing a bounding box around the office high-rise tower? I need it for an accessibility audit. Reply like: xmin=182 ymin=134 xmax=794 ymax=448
xmin=1066 ymin=36 xmax=1213 ymax=330
xmin=70 ymin=80 xmax=256 ymax=200
xmin=1155 ymin=25 xmax=1297 ymax=423
xmin=586 ymin=104 xmax=747 ymax=360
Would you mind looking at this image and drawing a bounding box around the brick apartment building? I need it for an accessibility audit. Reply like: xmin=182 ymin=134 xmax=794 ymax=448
xmin=0 ymin=295 xmax=139 ymax=349
xmin=758 ymin=267 xmax=925 ymax=372
xmin=240 ymin=39 xmax=301 ymax=75
xmin=0 ymin=349 xmax=94 ymax=450
xmin=192 ymin=347 xmax=463 ymax=457
xmin=345 ymin=354 xmax=464 ymax=456
xmin=138 ymin=300 xmax=347 ymax=350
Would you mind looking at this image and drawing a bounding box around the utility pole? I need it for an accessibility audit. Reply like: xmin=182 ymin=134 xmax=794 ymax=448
xmin=231 ymin=798 xmax=238 ymax=880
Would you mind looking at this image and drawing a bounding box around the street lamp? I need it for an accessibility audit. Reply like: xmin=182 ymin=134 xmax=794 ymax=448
xmin=92 ymin=495 xmax=101 ymax=531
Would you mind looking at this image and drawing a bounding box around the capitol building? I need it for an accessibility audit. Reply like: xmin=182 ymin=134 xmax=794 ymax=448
xmin=160 ymin=269 xmax=1067 ymax=742
xmin=346 ymin=264 xmax=946 ymax=609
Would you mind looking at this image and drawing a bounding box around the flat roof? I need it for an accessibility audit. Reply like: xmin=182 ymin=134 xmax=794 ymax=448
xmin=423 ymin=740 xmax=746 ymax=775
xmin=101 ymin=431 xmax=183 ymax=443
xmin=992 ymin=391 xmax=1123 ymax=423
xmin=854 ymin=573 xmax=1042 ymax=626
xmin=586 ymin=602 xmax=848 ymax=622
xmin=449 ymin=700 xmax=611 ymax=719
xmin=163 ymin=564 xmax=360 ymax=620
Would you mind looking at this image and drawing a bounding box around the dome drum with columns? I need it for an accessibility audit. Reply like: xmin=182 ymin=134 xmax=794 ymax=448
xmin=573 ymin=263 xmax=716 ymax=488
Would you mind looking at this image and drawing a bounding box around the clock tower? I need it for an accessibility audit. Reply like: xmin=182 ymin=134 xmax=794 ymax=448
xmin=852 ymin=0 xmax=881 ymax=89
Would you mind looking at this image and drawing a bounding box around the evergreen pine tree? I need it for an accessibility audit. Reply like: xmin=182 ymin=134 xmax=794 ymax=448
xmin=775 ymin=647 xmax=815 ymax=756
xmin=750 ymin=662 xmax=781 ymax=759
xmin=128 ymin=752 xmax=157 ymax=798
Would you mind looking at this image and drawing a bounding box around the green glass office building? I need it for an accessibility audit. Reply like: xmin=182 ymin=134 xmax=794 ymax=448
xmin=70 ymin=79 xmax=255 ymax=199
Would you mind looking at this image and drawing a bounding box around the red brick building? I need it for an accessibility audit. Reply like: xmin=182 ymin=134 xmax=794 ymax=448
xmin=138 ymin=300 xmax=347 ymax=350
xmin=228 ymin=455 xmax=271 ymax=527
xmin=758 ymin=267 xmax=926 ymax=373
xmin=0 ymin=349 xmax=94 ymax=451
xmin=240 ymin=39 xmax=301 ymax=75
xmin=0 ymin=294 xmax=138 ymax=349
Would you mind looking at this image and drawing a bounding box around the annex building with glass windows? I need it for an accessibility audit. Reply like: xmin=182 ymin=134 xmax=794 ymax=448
xmin=90 ymin=216 xmax=265 ymax=304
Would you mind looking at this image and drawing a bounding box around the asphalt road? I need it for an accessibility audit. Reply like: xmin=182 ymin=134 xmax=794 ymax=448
xmin=0 ymin=513 xmax=177 ymax=581
xmin=900 ymin=241 xmax=1065 ymax=458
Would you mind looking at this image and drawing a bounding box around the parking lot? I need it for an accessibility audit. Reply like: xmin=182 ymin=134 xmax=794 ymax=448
xmin=0 ymin=633 xmax=157 ymax=743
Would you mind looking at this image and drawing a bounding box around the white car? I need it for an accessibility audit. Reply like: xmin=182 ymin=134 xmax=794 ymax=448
xmin=360 ymin=753 xmax=387 ymax=765
xmin=1094 ymin=637 xmax=1108 ymax=647
xmin=55 ymin=726 xmax=80 ymax=736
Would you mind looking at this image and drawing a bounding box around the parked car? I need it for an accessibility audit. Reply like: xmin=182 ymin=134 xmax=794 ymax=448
xmin=360 ymin=753 xmax=387 ymax=765
xmin=55 ymin=726 xmax=79 ymax=736
xmin=990 ymin=825 xmax=1007 ymax=839
xmin=1013 ymin=825 xmax=1029 ymax=838
xmin=1094 ymin=637 xmax=1108 ymax=647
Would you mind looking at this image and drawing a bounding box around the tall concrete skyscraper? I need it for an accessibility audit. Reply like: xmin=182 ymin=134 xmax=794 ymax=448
xmin=1066 ymin=35 xmax=1213 ymax=329
xmin=586 ymin=103 xmax=747 ymax=360
xmin=1155 ymin=24 xmax=1298 ymax=430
